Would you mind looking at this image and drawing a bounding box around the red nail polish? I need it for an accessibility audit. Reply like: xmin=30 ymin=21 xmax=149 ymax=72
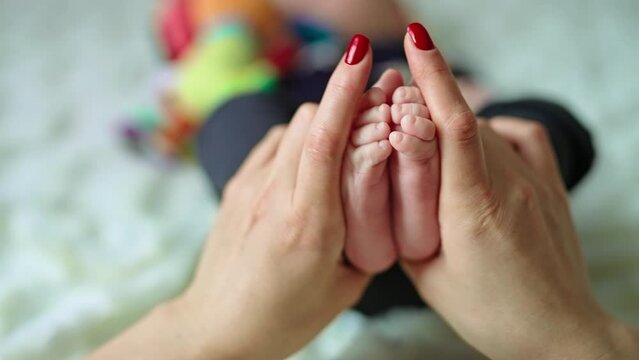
xmin=345 ymin=34 xmax=370 ymax=65
xmin=407 ymin=22 xmax=435 ymax=51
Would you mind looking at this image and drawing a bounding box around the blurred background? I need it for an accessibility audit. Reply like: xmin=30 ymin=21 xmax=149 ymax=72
xmin=0 ymin=0 xmax=637 ymax=359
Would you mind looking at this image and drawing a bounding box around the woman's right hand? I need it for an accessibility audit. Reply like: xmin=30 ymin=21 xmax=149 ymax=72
xmin=401 ymin=23 xmax=639 ymax=359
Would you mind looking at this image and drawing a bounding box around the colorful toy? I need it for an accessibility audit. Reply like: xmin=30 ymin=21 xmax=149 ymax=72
xmin=122 ymin=0 xmax=298 ymax=159
xmin=176 ymin=23 xmax=279 ymax=122
xmin=189 ymin=0 xmax=286 ymax=44
xmin=120 ymin=0 xmax=346 ymax=161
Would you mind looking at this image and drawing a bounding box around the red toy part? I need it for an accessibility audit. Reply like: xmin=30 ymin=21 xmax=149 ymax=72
xmin=158 ymin=0 xmax=196 ymax=62
xmin=264 ymin=37 xmax=299 ymax=75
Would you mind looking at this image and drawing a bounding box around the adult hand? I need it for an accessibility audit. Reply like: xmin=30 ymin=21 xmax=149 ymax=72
xmin=401 ymin=23 xmax=639 ymax=359
xmin=91 ymin=36 xmax=375 ymax=360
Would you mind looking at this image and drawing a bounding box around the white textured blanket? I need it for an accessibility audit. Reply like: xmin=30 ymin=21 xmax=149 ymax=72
xmin=0 ymin=0 xmax=637 ymax=358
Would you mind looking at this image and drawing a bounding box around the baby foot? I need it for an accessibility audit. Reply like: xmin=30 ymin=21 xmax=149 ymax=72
xmin=342 ymin=88 xmax=396 ymax=274
xmin=389 ymin=86 xmax=441 ymax=261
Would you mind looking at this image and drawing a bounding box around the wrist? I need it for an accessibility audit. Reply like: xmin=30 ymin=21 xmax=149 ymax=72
xmin=89 ymin=296 xmax=217 ymax=360
xmin=171 ymin=289 xmax=273 ymax=360
xmin=156 ymin=297 xmax=213 ymax=360
xmin=166 ymin=292 xmax=252 ymax=360
xmin=543 ymin=311 xmax=639 ymax=360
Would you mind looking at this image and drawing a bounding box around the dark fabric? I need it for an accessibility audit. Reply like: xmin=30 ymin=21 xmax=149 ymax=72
xmin=355 ymin=264 xmax=425 ymax=314
xmin=196 ymin=92 xmax=295 ymax=195
xmin=196 ymin=54 xmax=595 ymax=316
xmin=477 ymin=99 xmax=596 ymax=190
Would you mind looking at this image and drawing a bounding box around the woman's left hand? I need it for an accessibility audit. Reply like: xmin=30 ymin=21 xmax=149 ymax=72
xmin=91 ymin=38 xmax=377 ymax=360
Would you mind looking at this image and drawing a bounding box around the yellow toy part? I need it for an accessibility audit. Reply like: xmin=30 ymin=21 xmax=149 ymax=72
xmin=176 ymin=23 xmax=279 ymax=122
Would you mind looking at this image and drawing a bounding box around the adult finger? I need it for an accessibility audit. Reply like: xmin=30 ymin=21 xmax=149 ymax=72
xmin=489 ymin=117 xmax=564 ymax=187
xmin=400 ymin=259 xmax=449 ymax=313
xmin=295 ymin=34 xmax=373 ymax=205
xmin=404 ymin=22 xmax=488 ymax=188
xmin=273 ymin=103 xmax=318 ymax=189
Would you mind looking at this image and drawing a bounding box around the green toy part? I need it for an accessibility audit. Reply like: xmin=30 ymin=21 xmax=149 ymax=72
xmin=176 ymin=22 xmax=279 ymax=122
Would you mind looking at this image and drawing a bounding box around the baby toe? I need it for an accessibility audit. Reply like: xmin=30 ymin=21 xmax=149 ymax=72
xmin=400 ymin=115 xmax=436 ymax=141
xmin=389 ymin=131 xmax=438 ymax=162
xmin=349 ymin=140 xmax=393 ymax=170
xmin=392 ymin=86 xmax=425 ymax=105
xmin=391 ymin=103 xmax=430 ymax=124
xmin=351 ymin=122 xmax=391 ymax=146
xmin=356 ymin=104 xmax=391 ymax=127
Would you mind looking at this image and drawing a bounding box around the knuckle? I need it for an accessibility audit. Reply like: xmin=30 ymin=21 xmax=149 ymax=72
xmin=470 ymin=194 xmax=500 ymax=239
xmin=458 ymin=182 xmax=501 ymax=236
xmin=251 ymin=181 xmax=277 ymax=218
xmin=511 ymin=181 xmax=540 ymax=210
xmin=284 ymin=204 xmax=344 ymax=251
xmin=415 ymin=62 xmax=450 ymax=83
xmin=474 ymin=183 xmax=500 ymax=213
xmin=222 ymin=176 xmax=243 ymax=200
xmin=297 ymin=102 xmax=319 ymax=118
xmin=267 ymin=124 xmax=287 ymax=137
xmin=328 ymin=80 xmax=358 ymax=98
xmin=525 ymin=122 xmax=549 ymax=142
xmin=279 ymin=212 xmax=307 ymax=249
xmin=306 ymin=125 xmax=342 ymax=163
xmin=444 ymin=109 xmax=478 ymax=143
xmin=280 ymin=211 xmax=324 ymax=253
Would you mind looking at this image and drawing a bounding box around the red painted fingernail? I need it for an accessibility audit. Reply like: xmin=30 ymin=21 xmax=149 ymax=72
xmin=407 ymin=22 xmax=435 ymax=51
xmin=345 ymin=34 xmax=370 ymax=65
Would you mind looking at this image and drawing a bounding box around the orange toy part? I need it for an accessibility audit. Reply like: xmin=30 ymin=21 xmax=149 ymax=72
xmin=188 ymin=0 xmax=285 ymax=41
xmin=155 ymin=113 xmax=200 ymax=157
